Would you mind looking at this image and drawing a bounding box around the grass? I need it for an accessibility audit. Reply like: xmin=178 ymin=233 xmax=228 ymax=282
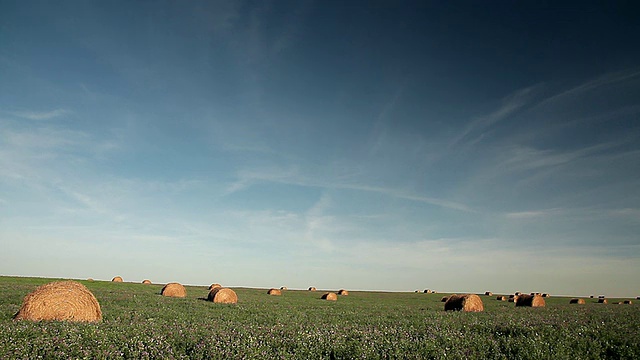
xmin=1 ymin=276 xmax=639 ymax=359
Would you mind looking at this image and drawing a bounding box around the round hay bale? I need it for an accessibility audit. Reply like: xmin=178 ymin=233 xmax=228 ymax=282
xmin=590 ymin=295 xmax=594 ymax=298
xmin=441 ymin=296 xmax=450 ymax=302
xmin=161 ymin=283 xmax=187 ymax=298
xmin=623 ymin=300 xmax=632 ymax=304
xmin=423 ymin=289 xmax=432 ymax=294
xmin=280 ymin=286 xmax=287 ymax=290
xmin=496 ymin=296 xmax=506 ymax=301
xmin=444 ymin=294 xmax=484 ymax=312
xmin=308 ymin=287 xmax=316 ymax=291
xmin=87 ymin=278 xmax=94 ymax=282
xmin=142 ymin=279 xmax=152 ymax=284
xmin=208 ymin=287 xmax=238 ymax=304
xmin=569 ymin=298 xmax=585 ymax=304
xmin=267 ymin=288 xmax=282 ymax=296
xmin=598 ymin=298 xmax=608 ymax=304
xmin=508 ymin=295 xmax=518 ymax=302
xmin=13 ymin=281 xmax=102 ymax=322
xmin=112 ymin=276 xmax=123 ymax=282
xmin=542 ymin=293 xmax=550 ymax=297
xmin=338 ymin=289 xmax=349 ymax=296
xmin=516 ymin=294 xmax=545 ymax=307
xmin=208 ymin=283 xmax=222 ymax=290
xmin=484 ymin=291 xmax=493 ymax=296
xmin=514 ymin=291 xmax=522 ymax=296
xmin=321 ymin=292 xmax=337 ymax=301
xmin=598 ymin=295 xmax=605 ymax=299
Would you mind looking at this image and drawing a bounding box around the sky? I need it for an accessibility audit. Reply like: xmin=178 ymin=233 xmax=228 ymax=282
xmin=1 ymin=1 xmax=639 ymax=297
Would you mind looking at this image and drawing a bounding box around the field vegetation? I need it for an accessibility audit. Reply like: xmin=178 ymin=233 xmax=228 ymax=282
xmin=1 ymin=276 xmax=638 ymax=359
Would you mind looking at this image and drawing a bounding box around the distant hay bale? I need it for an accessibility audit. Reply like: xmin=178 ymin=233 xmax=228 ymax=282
xmin=508 ymin=295 xmax=519 ymax=303
xmin=338 ymin=289 xmax=349 ymax=296
xmin=542 ymin=293 xmax=550 ymax=297
xmin=444 ymin=294 xmax=484 ymax=312
xmin=432 ymin=290 xmax=437 ymax=293
xmin=308 ymin=287 xmax=317 ymax=291
xmin=142 ymin=279 xmax=152 ymax=284
xmin=516 ymin=294 xmax=545 ymax=307
xmin=13 ymin=281 xmax=102 ymax=322
xmin=623 ymin=300 xmax=632 ymax=304
xmin=441 ymin=296 xmax=450 ymax=302
xmin=496 ymin=296 xmax=506 ymax=301
xmin=321 ymin=292 xmax=338 ymax=301
xmin=161 ymin=283 xmax=187 ymax=298
xmin=598 ymin=298 xmax=608 ymax=304
xmin=423 ymin=289 xmax=432 ymax=294
xmin=209 ymin=283 xmax=222 ymax=290
xmin=590 ymin=295 xmax=594 ymax=298
xmin=87 ymin=278 xmax=94 ymax=282
xmin=484 ymin=291 xmax=493 ymax=296
xmin=280 ymin=286 xmax=287 ymax=290
xmin=598 ymin=295 xmax=605 ymax=299
xmin=514 ymin=291 xmax=522 ymax=296
xmin=415 ymin=290 xmax=419 ymax=293
xmin=569 ymin=298 xmax=585 ymax=304
xmin=267 ymin=288 xmax=282 ymax=296
xmin=112 ymin=276 xmax=123 ymax=282
xmin=208 ymin=288 xmax=238 ymax=304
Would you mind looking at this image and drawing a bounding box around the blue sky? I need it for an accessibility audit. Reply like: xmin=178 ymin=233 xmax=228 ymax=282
xmin=1 ymin=1 xmax=639 ymax=296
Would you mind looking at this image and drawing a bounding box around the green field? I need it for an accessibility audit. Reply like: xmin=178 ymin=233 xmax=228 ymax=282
xmin=1 ymin=276 xmax=638 ymax=359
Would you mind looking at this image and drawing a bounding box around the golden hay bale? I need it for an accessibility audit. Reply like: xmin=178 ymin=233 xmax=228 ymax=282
xmin=208 ymin=287 xmax=238 ymax=304
xmin=308 ymin=287 xmax=317 ymax=291
xmin=321 ymin=292 xmax=338 ymax=301
xmin=514 ymin=291 xmax=522 ymax=296
xmin=13 ymin=281 xmax=102 ymax=322
xmin=112 ymin=276 xmax=123 ymax=282
xmin=542 ymin=293 xmax=550 ymax=297
xmin=598 ymin=298 xmax=608 ymax=304
xmin=267 ymin=288 xmax=282 ymax=296
xmin=444 ymin=294 xmax=484 ymax=312
xmin=161 ymin=283 xmax=187 ymax=298
xmin=496 ymin=296 xmax=506 ymax=301
xmin=484 ymin=291 xmax=493 ymax=296
xmin=623 ymin=300 xmax=632 ymax=304
xmin=569 ymin=298 xmax=585 ymax=304
xmin=441 ymin=296 xmax=450 ymax=302
xmin=208 ymin=283 xmax=222 ymax=290
xmin=142 ymin=279 xmax=152 ymax=284
xmin=516 ymin=294 xmax=545 ymax=307
xmin=280 ymin=286 xmax=288 ymax=290
xmin=87 ymin=278 xmax=94 ymax=282
xmin=508 ymin=295 xmax=519 ymax=302
xmin=338 ymin=289 xmax=349 ymax=296
xmin=423 ymin=289 xmax=432 ymax=294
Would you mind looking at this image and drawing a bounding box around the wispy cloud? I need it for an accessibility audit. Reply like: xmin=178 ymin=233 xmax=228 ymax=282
xmin=450 ymin=86 xmax=538 ymax=147
xmin=535 ymin=68 xmax=640 ymax=108
xmin=226 ymin=166 xmax=473 ymax=212
xmin=505 ymin=208 xmax=562 ymax=219
xmin=6 ymin=108 xmax=70 ymax=120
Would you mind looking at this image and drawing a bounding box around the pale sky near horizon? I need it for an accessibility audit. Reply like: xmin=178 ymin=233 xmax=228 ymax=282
xmin=1 ymin=1 xmax=639 ymax=297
